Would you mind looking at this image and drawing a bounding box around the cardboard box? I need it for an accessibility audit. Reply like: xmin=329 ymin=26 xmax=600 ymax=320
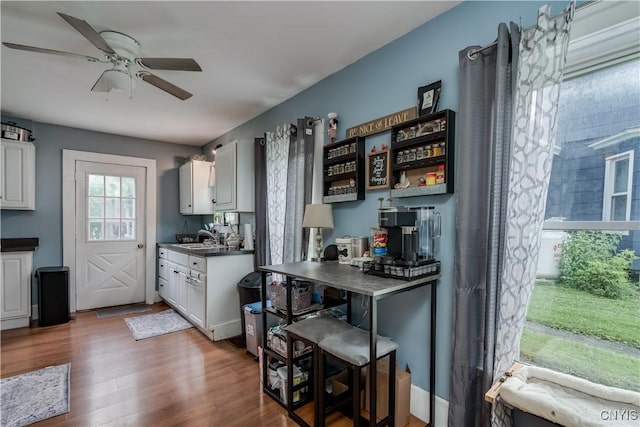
xmin=365 ymin=358 xmax=411 ymax=427
xmin=331 ymin=369 xmax=365 ymax=407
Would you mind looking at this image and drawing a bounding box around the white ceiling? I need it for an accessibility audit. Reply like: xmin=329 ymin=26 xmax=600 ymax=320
xmin=1 ymin=1 xmax=459 ymax=146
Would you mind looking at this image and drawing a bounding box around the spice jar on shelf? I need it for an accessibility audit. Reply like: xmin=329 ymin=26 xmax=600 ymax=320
xmin=397 ymin=151 xmax=403 ymax=164
xmin=416 ymin=146 xmax=424 ymax=160
xmin=409 ymin=149 xmax=416 ymax=162
xmin=424 ymin=145 xmax=432 ymax=158
xmin=436 ymin=164 xmax=445 ymax=184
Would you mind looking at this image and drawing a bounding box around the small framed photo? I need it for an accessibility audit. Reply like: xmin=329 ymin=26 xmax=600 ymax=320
xmin=366 ymin=150 xmax=390 ymax=190
xmin=418 ymin=80 xmax=442 ymax=116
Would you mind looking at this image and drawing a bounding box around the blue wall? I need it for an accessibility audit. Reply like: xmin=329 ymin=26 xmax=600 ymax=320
xmin=202 ymin=0 xmax=556 ymax=400
xmin=1 ymin=116 xmax=204 ymax=303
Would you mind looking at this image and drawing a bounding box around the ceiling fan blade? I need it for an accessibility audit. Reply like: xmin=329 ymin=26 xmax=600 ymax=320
xmin=138 ymin=72 xmax=192 ymax=100
xmin=136 ymin=58 xmax=202 ymax=72
xmin=91 ymin=71 xmax=113 ymax=92
xmin=2 ymin=42 xmax=105 ymax=63
xmin=57 ymin=12 xmax=115 ymax=55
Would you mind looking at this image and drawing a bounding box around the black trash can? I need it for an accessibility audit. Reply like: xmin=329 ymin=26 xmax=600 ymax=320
xmin=36 ymin=267 xmax=70 ymax=327
xmin=237 ymin=272 xmax=264 ymax=346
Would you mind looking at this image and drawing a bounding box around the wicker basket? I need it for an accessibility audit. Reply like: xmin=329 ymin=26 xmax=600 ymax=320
xmin=269 ymin=280 xmax=312 ymax=313
xmin=175 ymin=233 xmax=196 ymax=243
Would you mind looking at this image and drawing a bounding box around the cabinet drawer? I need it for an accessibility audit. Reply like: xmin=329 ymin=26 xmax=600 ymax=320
xmin=189 ymin=255 xmax=206 ymax=273
xmin=168 ymin=250 xmax=189 ymax=266
xmin=158 ymin=260 xmax=169 ymax=280
xmin=158 ymin=248 xmax=168 ymax=259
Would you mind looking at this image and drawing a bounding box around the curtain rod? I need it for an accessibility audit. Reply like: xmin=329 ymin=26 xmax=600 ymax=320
xmin=467 ymin=2 xmax=576 ymax=60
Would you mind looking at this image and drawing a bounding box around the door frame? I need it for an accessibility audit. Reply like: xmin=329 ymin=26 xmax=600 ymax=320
xmin=62 ymin=149 xmax=157 ymax=314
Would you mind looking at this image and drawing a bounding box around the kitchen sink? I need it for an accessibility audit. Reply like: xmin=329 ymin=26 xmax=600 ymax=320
xmin=172 ymin=243 xmax=222 ymax=250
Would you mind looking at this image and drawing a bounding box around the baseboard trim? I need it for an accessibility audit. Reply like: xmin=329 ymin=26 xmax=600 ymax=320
xmin=410 ymin=384 xmax=449 ymax=427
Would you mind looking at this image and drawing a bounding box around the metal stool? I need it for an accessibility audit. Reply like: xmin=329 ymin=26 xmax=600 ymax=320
xmin=283 ymin=315 xmax=354 ymax=426
xmin=317 ymin=327 xmax=398 ymax=427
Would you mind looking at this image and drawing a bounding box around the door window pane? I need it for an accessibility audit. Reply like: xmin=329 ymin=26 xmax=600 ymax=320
xmin=121 ymin=199 xmax=135 ymax=218
xmin=85 ymin=173 xmax=137 ymax=241
xmin=105 ymin=220 xmax=120 ymax=239
xmin=88 ymin=175 xmax=104 ymax=196
xmin=105 ymin=198 xmax=120 ymax=218
xmin=121 ymin=177 xmax=135 ymax=197
xmin=105 ymin=176 xmax=120 ymax=197
xmin=88 ymin=221 xmax=103 ymax=241
xmin=121 ymin=220 xmax=135 ymax=239
xmin=88 ymin=197 xmax=104 ymax=218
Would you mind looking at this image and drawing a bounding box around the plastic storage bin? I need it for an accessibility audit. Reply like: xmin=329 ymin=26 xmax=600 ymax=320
xmin=244 ymin=300 xmax=277 ymax=358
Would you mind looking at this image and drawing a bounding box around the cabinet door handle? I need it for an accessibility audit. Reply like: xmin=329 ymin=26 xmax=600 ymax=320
xmin=212 ymin=199 xmax=216 ymax=204
xmin=138 ymin=243 xmax=144 ymax=249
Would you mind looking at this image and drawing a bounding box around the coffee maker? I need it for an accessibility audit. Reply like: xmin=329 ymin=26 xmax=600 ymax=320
xmin=369 ymin=206 xmax=440 ymax=279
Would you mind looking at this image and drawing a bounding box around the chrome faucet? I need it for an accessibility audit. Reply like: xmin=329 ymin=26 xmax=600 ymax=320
xmin=197 ymin=229 xmax=218 ymax=244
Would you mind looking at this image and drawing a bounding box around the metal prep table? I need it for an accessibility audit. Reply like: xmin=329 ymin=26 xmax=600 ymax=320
xmin=259 ymin=261 xmax=439 ymax=427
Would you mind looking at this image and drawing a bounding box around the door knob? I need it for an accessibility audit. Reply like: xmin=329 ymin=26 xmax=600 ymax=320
xmin=137 ymin=243 xmax=144 ymax=249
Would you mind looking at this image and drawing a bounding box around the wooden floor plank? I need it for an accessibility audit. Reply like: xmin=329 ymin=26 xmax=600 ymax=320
xmin=1 ymin=302 xmax=426 ymax=426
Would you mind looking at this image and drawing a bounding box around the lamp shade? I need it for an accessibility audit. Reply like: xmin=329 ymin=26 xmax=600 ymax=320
xmin=104 ymin=69 xmax=134 ymax=91
xmin=302 ymin=204 xmax=334 ymax=229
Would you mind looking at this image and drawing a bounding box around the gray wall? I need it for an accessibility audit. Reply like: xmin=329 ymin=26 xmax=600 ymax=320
xmin=202 ymin=0 xmax=557 ymax=401
xmin=1 ymin=115 xmax=205 ymax=303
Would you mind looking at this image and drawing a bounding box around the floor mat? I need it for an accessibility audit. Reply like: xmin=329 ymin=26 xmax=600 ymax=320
xmin=1 ymin=363 xmax=70 ymax=427
xmin=96 ymin=303 xmax=151 ymax=319
xmin=124 ymin=309 xmax=193 ymax=340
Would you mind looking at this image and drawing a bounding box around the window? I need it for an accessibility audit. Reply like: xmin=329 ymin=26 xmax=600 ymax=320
xmin=520 ymin=1 xmax=639 ymax=393
xmin=87 ymin=174 xmax=137 ymax=241
xmin=603 ymin=150 xmax=634 ymax=221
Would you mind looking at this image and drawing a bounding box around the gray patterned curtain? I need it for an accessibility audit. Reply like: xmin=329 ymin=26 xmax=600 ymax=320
xmin=265 ymin=121 xmax=314 ymax=278
xmin=265 ymin=124 xmax=292 ymax=272
xmin=449 ymin=3 xmax=573 ymax=427
xmin=492 ymin=4 xmax=573 ymax=426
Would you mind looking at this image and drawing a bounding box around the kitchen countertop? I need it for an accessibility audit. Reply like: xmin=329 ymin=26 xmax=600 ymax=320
xmin=1 ymin=238 xmax=39 ymax=252
xmin=260 ymin=261 xmax=439 ymax=297
xmin=158 ymin=242 xmax=254 ymax=257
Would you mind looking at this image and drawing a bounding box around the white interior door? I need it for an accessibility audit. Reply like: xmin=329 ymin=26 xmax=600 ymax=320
xmin=75 ymin=161 xmax=146 ymax=310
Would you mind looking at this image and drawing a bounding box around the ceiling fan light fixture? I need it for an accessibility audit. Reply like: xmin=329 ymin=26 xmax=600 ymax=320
xmin=104 ymin=69 xmax=134 ymax=91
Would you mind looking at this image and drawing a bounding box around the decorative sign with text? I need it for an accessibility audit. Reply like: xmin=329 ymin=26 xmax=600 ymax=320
xmin=346 ymin=107 xmax=417 ymax=138
xmin=366 ymin=150 xmax=390 ymax=190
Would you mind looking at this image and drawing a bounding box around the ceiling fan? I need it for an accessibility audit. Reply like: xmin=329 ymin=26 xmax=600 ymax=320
xmin=2 ymin=12 xmax=202 ymax=100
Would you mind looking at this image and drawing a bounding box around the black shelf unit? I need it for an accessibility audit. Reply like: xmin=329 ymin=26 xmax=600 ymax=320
xmin=322 ymin=136 xmax=365 ymax=203
xmin=260 ymin=273 xmax=349 ymax=426
xmin=389 ymin=109 xmax=455 ymax=198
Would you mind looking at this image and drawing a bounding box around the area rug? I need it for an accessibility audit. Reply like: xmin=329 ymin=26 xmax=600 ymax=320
xmin=96 ymin=303 xmax=151 ymax=319
xmin=124 ymin=309 xmax=193 ymax=340
xmin=1 ymin=363 xmax=70 ymax=427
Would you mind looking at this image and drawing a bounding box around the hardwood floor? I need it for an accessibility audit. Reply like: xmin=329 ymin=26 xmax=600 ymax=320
xmin=1 ymin=303 xmax=426 ymax=426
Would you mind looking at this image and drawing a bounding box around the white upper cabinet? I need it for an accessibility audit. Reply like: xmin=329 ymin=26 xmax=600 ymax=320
xmin=1 ymin=139 xmax=35 ymax=210
xmin=179 ymin=159 xmax=214 ymax=215
xmin=214 ymin=140 xmax=254 ymax=212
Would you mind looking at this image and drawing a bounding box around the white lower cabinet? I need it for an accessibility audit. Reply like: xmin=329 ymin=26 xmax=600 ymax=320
xmin=157 ymin=247 xmax=253 ymax=340
xmin=1 ymin=251 xmax=33 ymax=330
xmin=175 ymin=265 xmax=188 ymax=313
xmin=187 ymin=275 xmax=206 ymax=329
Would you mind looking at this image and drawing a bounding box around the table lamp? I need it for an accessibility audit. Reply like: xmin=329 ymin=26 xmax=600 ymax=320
xmin=302 ymin=203 xmax=334 ymax=261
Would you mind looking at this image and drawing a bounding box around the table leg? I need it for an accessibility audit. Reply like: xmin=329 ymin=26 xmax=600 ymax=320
xmin=428 ymin=283 xmax=437 ymax=427
xmin=369 ymin=295 xmax=377 ymax=427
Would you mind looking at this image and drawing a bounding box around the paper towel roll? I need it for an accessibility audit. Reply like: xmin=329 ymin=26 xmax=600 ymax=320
xmin=244 ymin=224 xmax=254 ymax=250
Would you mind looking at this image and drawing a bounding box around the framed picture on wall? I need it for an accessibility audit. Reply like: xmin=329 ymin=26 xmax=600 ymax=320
xmin=418 ymin=80 xmax=442 ymax=116
xmin=366 ymin=150 xmax=390 ymax=190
